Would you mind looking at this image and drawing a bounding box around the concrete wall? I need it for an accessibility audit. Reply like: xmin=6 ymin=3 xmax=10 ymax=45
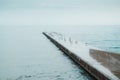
xmin=43 ymin=32 xmax=112 ymax=80
xmin=90 ymin=49 xmax=120 ymax=78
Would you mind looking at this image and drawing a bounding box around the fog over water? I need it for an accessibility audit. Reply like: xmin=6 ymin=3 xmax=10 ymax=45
xmin=0 ymin=25 xmax=120 ymax=80
xmin=0 ymin=0 xmax=120 ymax=25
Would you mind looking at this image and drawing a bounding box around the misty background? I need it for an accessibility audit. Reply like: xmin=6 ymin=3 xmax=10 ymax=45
xmin=0 ymin=0 xmax=120 ymax=25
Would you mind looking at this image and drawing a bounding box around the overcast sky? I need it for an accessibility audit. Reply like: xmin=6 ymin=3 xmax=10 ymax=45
xmin=0 ymin=0 xmax=120 ymax=25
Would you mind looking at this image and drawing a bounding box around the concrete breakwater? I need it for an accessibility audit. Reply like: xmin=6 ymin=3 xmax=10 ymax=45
xmin=90 ymin=49 xmax=120 ymax=79
xmin=43 ymin=32 xmax=120 ymax=80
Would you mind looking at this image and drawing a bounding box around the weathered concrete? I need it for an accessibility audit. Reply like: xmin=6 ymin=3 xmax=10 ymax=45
xmin=90 ymin=49 xmax=120 ymax=79
xmin=43 ymin=32 xmax=120 ymax=80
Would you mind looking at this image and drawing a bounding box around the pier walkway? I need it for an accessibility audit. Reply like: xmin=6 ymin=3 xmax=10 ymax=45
xmin=43 ymin=32 xmax=120 ymax=80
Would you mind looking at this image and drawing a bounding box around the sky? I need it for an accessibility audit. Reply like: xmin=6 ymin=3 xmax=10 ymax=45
xmin=0 ymin=0 xmax=120 ymax=25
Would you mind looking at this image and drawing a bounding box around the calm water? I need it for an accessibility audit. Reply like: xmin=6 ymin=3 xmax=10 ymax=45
xmin=0 ymin=25 xmax=120 ymax=80
xmin=46 ymin=25 xmax=120 ymax=53
xmin=0 ymin=26 xmax=94 ymax=80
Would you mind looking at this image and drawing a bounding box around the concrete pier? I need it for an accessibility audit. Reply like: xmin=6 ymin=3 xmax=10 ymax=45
xmin=43 ymin=32 xmax=120 ymax=80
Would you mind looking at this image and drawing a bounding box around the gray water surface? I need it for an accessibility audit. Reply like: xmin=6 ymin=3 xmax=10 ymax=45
xmin=0 ymin=26 xmax=95 ymax=80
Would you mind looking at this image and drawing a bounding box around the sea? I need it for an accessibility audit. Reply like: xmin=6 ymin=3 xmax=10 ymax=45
xmin=0 ymin=25 xmax=120 ymax=80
